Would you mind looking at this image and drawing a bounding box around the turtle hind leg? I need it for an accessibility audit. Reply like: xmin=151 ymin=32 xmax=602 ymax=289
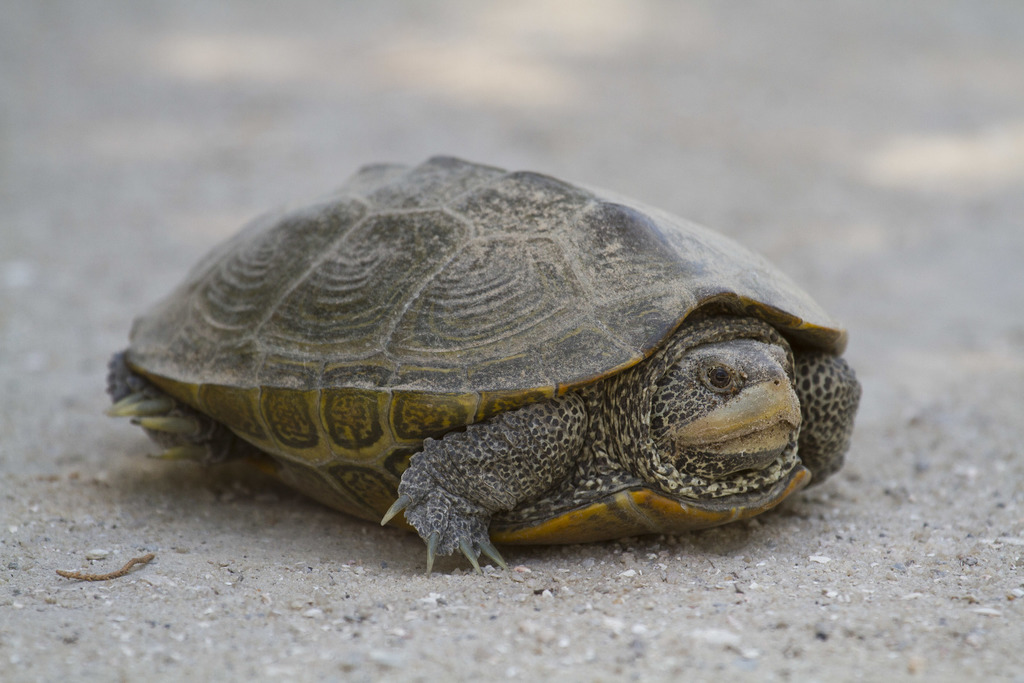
xmin=107 ymin=350 xmax=150 ymax=403
xmin=793 ymin=351 xmax=861 ymax=485
xmin=106 ymin=350 xmax=252 ymax=464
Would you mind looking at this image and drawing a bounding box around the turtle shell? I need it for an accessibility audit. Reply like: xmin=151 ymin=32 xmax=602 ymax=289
xmin=126 ymin=156 xmax=846 ymax=538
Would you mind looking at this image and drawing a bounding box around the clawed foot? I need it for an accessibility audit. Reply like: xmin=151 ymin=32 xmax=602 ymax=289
xmin=106 ymin=351 xmax=227 ymax=462
xmin=381 ymin=489 xmax=508 ymax=575
xmin=107 ymin=390 xmax=210 ymax=460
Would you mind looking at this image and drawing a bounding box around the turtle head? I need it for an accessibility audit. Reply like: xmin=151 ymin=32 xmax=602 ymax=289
xmin=648 ymin=319 xmax=801 ymax=483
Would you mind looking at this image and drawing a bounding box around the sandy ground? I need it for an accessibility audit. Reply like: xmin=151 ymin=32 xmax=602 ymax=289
xmin=2 ymin=1 xmax=1023 ymax=681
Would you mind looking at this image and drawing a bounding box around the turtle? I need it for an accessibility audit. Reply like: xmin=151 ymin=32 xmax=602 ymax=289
xmin=107 ymin=156 xmax=860 ymax=573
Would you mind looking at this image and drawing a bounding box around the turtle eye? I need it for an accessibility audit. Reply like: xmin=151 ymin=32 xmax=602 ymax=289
xmin=705 ymin=365 xmax=734 ymax=391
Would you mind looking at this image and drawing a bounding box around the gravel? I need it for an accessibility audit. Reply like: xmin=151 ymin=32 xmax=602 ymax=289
xmin=3 ymin=1 xmax=1022 ymax=680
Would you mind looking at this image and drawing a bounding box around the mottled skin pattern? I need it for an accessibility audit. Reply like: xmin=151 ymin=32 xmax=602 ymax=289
xmin=107 ymin=157 xmax=862 ymax=571
xmin=391 ymin=316 xmax=858 ymax=559
xmin=589 ymin=317 xmax=797 ymax=496
xmin=793 ymin=351 xmax=861 ymax=482
xmin=398 ymin=395 xmax=587 ymax=557
xmin=109 ymin=316 xmax=859 ymax=564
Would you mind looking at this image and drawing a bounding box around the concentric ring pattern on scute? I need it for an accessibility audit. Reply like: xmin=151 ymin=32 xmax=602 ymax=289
xmin=129 ymin=156 xmax=843 ymax=396
xmin=124 ymin=157 xmax=846 ymax=523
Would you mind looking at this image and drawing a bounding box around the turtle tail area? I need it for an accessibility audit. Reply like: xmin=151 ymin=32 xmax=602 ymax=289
xmin=106 ymin=351 xmax=255 ymax=465
xmin=107 ymin=350 xmax=150 ymax=402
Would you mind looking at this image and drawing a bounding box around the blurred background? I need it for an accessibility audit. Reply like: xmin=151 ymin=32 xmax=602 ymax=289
xmin=4 ymin=2 xmax=1022 ymax=407
xmin=2 ymin=1 xmax=1023 ymax=679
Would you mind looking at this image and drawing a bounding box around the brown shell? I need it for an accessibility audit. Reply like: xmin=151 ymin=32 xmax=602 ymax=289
xmin=126 ymin=156 xmax=846 ymax=526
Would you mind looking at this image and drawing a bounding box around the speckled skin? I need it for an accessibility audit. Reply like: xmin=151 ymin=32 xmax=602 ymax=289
xmin=109 ymin=314 xmax=859 ymax=562
xmin=397 ymin=394 xmax=587 ymax=557
xmin=108 ymin=157 xmax=861 ymax=567
xmin=390 ymin=316 xmax=858 ymax=558
xmin=793 ymin=351 xmax=861 ymax=482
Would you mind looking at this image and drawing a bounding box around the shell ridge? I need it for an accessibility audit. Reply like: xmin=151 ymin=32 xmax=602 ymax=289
xmin=378 ymin=238 xmax=477 ymax=383
xmin=122 ymin=157 xmax=852 ymax=535
xmin=250 ymin=208 xmax=373 ymax=348
xmin=544 ymin=198 xmax=649 ymax=379
xmin=436 ymin=167 xmax=515 ymax=209
xmin=554 ymin=197 xmax=603 ymax=301
xmin=439 ymin=206 xmax=480 ymax=240
xmin=183 ymin=217 xmax=288 ymax=338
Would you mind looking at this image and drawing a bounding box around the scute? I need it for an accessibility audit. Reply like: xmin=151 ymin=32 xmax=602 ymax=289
xmin=365 ymin=156 xmax=505 ymax=210
xmin=261 ymin=387 xmax=321 ymax=452
xmin=320 ymin=387 xmax=387 ymax=454
xmin=124 ymin=156 xmax=848 ymax=527
xmin=262 ymin=208 xmax=470 ymax=364
xmin=129 ymin=156 xmax=843 ymax=397
xmin=448 ymin=170 xmax=592 ymax=236
xmin=389 ymin=235 xmax=595 ymax=383
xmin=390 ymin=391 xmax=479 ymax=442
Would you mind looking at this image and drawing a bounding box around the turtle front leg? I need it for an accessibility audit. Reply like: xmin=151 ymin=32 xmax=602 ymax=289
xmin=793 ymin=352 xmax=861 ymax=485
xmin=382 ymin=394 xmax=587 ymax=574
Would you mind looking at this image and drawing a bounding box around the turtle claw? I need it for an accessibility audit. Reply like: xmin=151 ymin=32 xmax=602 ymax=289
xmin=149 ymin=445 xmax=207 ymax=461
xmin=478 ymin=538 xmax=508 ymax=571
xmin=124 ymin=397 xmax=176 ymax=417
xmin=132 ymin=416 xmax=201 ymax=435
xmin=459 ymin=539 xmax=482 ymax=574
xmin=383 ymin=493 xmax=502 ymax=575
xmin=425 ymin=532 xmax=440 ymax=575
xmin=393 ymin=466 xmax=509 ymax=574
xmin=380 ymin=495 xmax=411 ymax=526
xmin=106 ymin=356 xmax=242 ymax=467
xmin=107 ymin=394 xmax=175 ymax=417
xmin=106 ymin=391 xmax=148 ymax=416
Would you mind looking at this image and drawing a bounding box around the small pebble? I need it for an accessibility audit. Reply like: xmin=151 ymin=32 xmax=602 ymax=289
xmin=602 ymin=616 xmax=625 ymax=636
xmin=368 ymin=649 xmax=405 ymax=669
xmin=418 ymin=592 xmax=445 ymax=608
xmin=691 ymin=628 xmax=742 ymax=648
xmin=86 ymin=549 xmax=110 ymax=561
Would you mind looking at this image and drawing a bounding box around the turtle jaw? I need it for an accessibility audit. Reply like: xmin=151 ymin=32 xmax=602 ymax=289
xmin=671 ymin=379 xmax=802 ymax=479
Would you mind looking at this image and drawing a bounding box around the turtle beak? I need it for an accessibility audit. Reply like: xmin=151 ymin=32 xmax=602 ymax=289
xmin=673 ymin=379 xmax=802 ymax=477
